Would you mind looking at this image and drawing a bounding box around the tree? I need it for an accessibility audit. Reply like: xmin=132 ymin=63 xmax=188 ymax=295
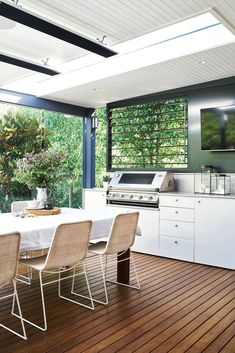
xmin=109 ymin=98 xmax=188 ymax=169
xmin=43 ymin=111 xmax=83 ymax=207
xmin=0 ymin=103 xmax=108 ymax=212
xmin=0 ymin=110 xmax=47 ymax=197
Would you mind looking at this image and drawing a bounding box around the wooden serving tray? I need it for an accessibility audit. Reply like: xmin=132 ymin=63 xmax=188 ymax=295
xmin=26 ymin=207 xmax=61 ymax=216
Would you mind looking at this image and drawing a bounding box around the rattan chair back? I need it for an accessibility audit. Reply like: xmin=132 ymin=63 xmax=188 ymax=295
xmin=44 ymin=220 xmax=92 ymax=270
xmin=0 ymin=232 xmax=21 ymax=287
xmin=105 ymin=212 xmax=139 ymax=255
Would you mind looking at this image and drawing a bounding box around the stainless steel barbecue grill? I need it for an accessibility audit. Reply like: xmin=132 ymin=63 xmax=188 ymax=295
xmin=106 ymin=171 xmax=174 ymax=208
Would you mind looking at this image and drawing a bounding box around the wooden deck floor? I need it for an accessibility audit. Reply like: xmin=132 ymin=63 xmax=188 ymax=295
xmin=0 ymin=253 xmax=234 ymax=353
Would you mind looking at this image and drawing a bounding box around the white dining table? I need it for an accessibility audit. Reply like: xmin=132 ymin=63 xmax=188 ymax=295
xmin=0 ymin=207 xmax=141 ymax=284
xmin=0 ymin=207 xmax=119 ymax=252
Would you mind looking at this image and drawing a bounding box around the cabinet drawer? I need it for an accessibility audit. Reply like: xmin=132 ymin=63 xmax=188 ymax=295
xmin=160 ymin=207 xmax=194 ymax=222
xmin=160 ymin=219 xmax=194 ymax=239
xmin=160 ymin=195 xmax=194 ymax=208
xmin=159 ymin=235 xmax=194 ymax=261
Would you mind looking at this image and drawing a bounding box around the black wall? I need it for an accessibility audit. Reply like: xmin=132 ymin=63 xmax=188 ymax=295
xmin=108 ymin=76 xmax=235 ymax=173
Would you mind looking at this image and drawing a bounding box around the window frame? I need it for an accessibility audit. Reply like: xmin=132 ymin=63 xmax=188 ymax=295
xmin=107 ymin=97 xmax=188 ymax=171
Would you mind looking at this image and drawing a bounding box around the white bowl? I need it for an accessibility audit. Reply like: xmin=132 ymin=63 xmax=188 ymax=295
xmin=27 ymin=200 xmax=40 ymax=209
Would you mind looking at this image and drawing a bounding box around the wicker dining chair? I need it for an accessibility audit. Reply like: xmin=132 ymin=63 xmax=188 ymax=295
xmin=13 ymin=220 xmax=94 ymax=332
xmin=11 ymin=200 xmax=36 ymax=285
xmin=0 ymin=232 xmax=27 ymax=340
xmin=88 ymin=212 xmax=140 ymax=305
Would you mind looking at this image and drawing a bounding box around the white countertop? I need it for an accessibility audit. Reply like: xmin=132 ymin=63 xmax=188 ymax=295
xmin=160 ymin=191 xmax=235 ymax=199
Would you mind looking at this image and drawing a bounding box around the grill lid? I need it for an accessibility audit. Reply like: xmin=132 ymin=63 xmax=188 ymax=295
xmin=108 ymin=171 xmax=175 ymax=192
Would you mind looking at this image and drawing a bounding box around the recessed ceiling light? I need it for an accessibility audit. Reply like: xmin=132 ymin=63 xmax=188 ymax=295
xmin=199 ymin=60 xmax=207 ymax=65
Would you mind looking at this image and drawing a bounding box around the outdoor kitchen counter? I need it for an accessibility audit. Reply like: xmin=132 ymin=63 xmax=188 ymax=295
xmin=160 ymin=191 xmax=235 ymax=198
xmin=159 ymin=192 xmax=235 ymax=270
xmin=83 ymin=189 xmax=235 ymax=269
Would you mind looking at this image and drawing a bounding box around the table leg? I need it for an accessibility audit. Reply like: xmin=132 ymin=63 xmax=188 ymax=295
xmin=117 ymin=248 xmax=130 ymax=284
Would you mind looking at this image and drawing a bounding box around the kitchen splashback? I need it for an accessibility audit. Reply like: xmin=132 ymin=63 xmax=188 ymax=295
xmin=174 ymin=173 xmax=235 ymax=195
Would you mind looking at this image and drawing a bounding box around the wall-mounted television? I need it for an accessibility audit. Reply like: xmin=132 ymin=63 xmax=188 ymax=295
xmin=201 ymin=105 xmax=235 ymax=151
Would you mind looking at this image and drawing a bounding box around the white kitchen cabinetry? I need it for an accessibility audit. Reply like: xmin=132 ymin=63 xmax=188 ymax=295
xmin=195 ymin=197 xmax=235 ymax=270
xmin=160 ymin=195 xmax=194 ymax=208
xmin=159 ymin=236 xmax=194 ymax=262
xmin=83 ymin=189 xmax=107 ymax=211
xmin=82 ymin=190 xmax=235 ymax=269
xmin=159 ymin=195 xmax=195 ymax=261
xmin=106 ymin=205 xmax=159 ymax=255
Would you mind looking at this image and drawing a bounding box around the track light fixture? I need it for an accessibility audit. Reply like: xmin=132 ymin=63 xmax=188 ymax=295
xmin=0 ymin=1 xmax=118 ymax=58
xmin=0 ymin=53 xmax=60 ymax=75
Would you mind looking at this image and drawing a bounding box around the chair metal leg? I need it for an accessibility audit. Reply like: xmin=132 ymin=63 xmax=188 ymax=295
xmin=0 ymin=280 xmax=27 ymax=340
xmin=90 ymin=254 xmax=109 ymax=305
xmin=12 ymin=271 xmax=47 ymax=331
xmin=71 ymin=267 xmax=76 ymax=293
xmin=13 ymin=262 xmax=95 ymax=333
xmin=59 ymin=262 xmax=94 ymax=310
xmin=17 ymin=268 xmax=32 ymax=285
xmin=17 ymin=251 xmax=33 ymax=285
xmin=130 ymin=252 xmax=140 ymax=289
xmin=106 ymin=252 xmax=140 ymax=290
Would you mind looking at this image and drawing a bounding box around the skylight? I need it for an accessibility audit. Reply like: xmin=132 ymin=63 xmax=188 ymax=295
xmin=114 ymin=12 xmax=220 ymax=54
xmin=2 ymin=11 xmax=235 ymax=97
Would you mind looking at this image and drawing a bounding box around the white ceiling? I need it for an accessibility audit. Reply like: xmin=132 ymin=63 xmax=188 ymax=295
xmin=1 ymin=0 xmax=235 ymax=108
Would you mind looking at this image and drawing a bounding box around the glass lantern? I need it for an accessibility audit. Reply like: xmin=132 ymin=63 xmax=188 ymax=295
xmin=211 ymin=174 xmax=231 ymax=195
xmin=195 ymin=165 xmax=214 ymax=194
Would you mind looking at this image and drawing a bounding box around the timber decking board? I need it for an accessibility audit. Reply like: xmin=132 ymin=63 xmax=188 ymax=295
xmin=219 ymin=336 xmax=235 ymax=353
xmin=0 ymin=253 xmax=234 ymax=353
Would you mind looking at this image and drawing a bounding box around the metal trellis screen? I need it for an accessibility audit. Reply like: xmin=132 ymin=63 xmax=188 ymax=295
xmin=108 ymin=98 xmax=188 ymax=169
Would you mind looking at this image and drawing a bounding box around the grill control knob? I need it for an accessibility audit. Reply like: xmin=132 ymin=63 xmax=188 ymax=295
xmin=129 ymin=195 xmax=133 ymax=199
xmin=121 ymin=194 xmax=125 ymax=198
xmin=139 ymin=195 xmax=143 ymax=200
xmin=148 ymin=196 xmax=153 ymax=200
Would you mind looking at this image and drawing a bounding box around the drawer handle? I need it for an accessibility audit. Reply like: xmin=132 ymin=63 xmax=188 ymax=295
xmin=175 ymin=199 xmax=179 ymax=202
xmin=174 ymin=240 xmax=178 ymax=244
xmin=175 ymin=211 xmax=179 ymax=214
xmin=174 ymin=224 xmax=178 ymax=227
